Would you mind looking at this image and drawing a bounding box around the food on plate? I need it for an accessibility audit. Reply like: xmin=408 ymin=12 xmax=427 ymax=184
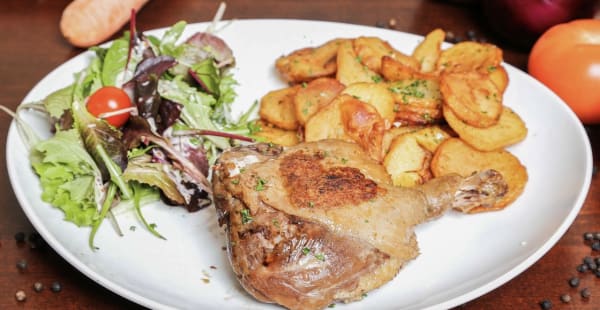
xmin=253 ymin=120 xmax=300 ymax=147
xmin=255 ymin=29 xmax=528 ymax=214
xmin=528 ymin=19 xmax=600 ymax=124
xmin=439 ymin=71 xmax=503 ymax=128
xmin=276 ymin=38 xmax=347 ymax=83
xmin=443 ymin=105 xmax=527 ymax=151
xmin=431 ymin=138 xmax=528 ymax=213
xmin=212 ymin=140 xmax=508 ymax=310
xmin=60 ymin=0 xmax=150 ymax=48
xmin=259 ymin=85 xmax=301 ymax=130
xmin=9 ymin=15 xmax=256 ymax=249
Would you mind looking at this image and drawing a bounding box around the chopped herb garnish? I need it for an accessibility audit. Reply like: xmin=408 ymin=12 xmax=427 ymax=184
xmin=272 ymin=219 xmax=280 ymax=228
xmin=341 ymin=158 xmax=348 ymax=164
xmin=308 ymin=201 xmax=315 ymax=208
xmin=302 ymin=247 xmax=311 ymax=255
xmin=371 ymin=75 xmax=382 ymax=83
xmin=240 ymin=208 xmax=253 ymax=224
xmin=231 ymin=178 xmax=240 ymax=185
xmin=314 ymin=253 xmax=325 ymax=261
xmin=255 ymin=178 xmax=267 ymax=191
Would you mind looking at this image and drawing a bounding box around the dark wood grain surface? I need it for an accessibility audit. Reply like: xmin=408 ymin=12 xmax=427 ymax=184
xmin=0 ymin=0 xmax=598 ymax=309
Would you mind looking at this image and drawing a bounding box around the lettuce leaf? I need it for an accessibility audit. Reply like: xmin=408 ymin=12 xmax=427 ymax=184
xmin=31 ymin=129 xmax=103 ymax=227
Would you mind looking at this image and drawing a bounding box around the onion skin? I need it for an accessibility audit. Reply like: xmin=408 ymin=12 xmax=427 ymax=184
xmin=482 ymin=0 xmax=595 ymax=48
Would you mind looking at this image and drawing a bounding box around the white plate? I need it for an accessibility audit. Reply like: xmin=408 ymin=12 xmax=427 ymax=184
xmin=6 ymin=19 xmax=593 ymax=310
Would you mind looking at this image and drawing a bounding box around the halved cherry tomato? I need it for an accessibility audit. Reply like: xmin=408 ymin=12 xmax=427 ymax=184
xmin=86 ymin=86 xmax=132 ymax=127
xmin=528 ymin=19 xmax=600 ymax=124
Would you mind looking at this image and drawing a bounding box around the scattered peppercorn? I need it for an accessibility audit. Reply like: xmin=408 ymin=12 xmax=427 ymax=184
xmin=595 ymin=269 xmax=600 ymax=278
xmin=568 ymin=277 xmax=580 ymax=287
xmin=581 ymin=288 xmax=591 ymax=298
xmin=28 ymin=232 xmax=45 ymax=249
xmin=539 ymin=299 xmax=552 ymax=309
xmin=15 ymin=290 xmax=26 ymax=302
xmin=591 ymin=241 xmax=600 ymax=251
xmin=587 ymin=262 xmax=598 ymax=271
xmin=577 ymin=264 xmax=589 ymax=273
xmin=595 ymin=232 xmax=600 ymax=240
xmin=33 ymin=282 xmax=43 ymax=292
xmin=584 ymin=232 xmax=595 ymax=241
xmin=584 ymin=256 xmax=594 ymax=264
xmin=14 ymin=232 xmax=26 ymax=243
xmin=16 ymin=259 xmax=28 ymax=271
xmin=50 ymin=281 xmax=62 ymax=293
xmin=560 ymin=294 xmax=571 ymax=303
xmin=375 ymin=21 xmax=385 ymax=28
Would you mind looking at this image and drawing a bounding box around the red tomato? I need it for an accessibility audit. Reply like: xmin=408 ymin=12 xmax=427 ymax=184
xmin=86 ymin=86 xmax=132 ymax=127
xmin=528 ymin=19 xmax=600 ymax=124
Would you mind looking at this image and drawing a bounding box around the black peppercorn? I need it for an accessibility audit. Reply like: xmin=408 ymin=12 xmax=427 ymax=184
xmin=584 ymin=232 xmax=594 ymax=241
xmin=560 ymin=294 xmax=571 ymax=303
xmin=14 ymin=232 xmax=26 ymax=243
xmin=581 ymin=288 xmax=591 ymax=299
xmin=568 ymin=277 xmax=580 ymax=287
xmin=50 ymin=281 xmax=62 ymax=293
xmin=592 ymin=241 xmax=600 ymax=251
xmin=16 ymin=259 xmax=27 ymax=271
xmin=539 ymin=299 xmax=552 ymax=309
xmin=33 ymin=282 xmax=43 ymax=292
xmin=577 ymin=264 xmax=589 ymax=273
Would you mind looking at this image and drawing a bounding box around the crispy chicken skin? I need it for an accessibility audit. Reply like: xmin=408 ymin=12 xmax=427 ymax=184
xmin=212 ymin=140 xmax=506 ymax=310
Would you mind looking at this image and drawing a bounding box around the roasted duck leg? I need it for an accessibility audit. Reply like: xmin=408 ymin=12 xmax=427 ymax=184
xmin=212 ymin=140 xmax=507 ymax=310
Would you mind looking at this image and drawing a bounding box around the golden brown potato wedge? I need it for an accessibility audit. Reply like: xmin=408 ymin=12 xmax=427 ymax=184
xmin=412 ymin=28 xmax=445 ymax=73
xmin=253 ymin=120 xmax=300 ymax=146
xmin=488 ymin=65 xmax=509 ymax=94
xmin=381 ymin=55 xmax=430 ymax=81
xmin=275 ymin=38 xmax=348 ymax=83
xmin=382 ymin=125 xmax=423 ymax=153
xmin=437 ymin=41 xmax=503 ymax=73
xmin=387 ymin=78 xmax=443 ymax=125
xmin=304 ymin=94 xmax=355 ymax=143
xmin=342 ymin=82 xmax=395 ymax=126
xmin=259 ymin=85 xmax=301 ymax=130
xmin=337 ymin=40 xmax=381 ymax=86
xmin=384 ymin=134 xmax=432 ymax=187
xmin=431 ymin=138 xmax=528 ymax=212
xmin=411 ymin=125 xmax=453 ymax=153
xmin=353 ymin=36 xmax=420 ymax=73
xmin=294 ymin=77 xmax=345 ymax=125
xmin=443 ymin=105 xmax=527 ymax=151
xmin=340 ymin=97 xmax=387 ymax=162
xmin=440 ymin=71 xmax=503 ymax=128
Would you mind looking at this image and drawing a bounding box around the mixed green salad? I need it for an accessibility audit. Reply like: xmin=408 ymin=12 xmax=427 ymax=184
xmin=8 ymin=19 xmax=257 ymax=249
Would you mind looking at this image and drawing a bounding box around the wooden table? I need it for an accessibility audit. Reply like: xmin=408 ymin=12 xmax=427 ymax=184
xmin=0 ymin=0 xmax=598 ymax=309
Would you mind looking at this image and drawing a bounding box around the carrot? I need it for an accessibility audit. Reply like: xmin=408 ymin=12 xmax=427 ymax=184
xmin=60 ymin=0 xmax=150 ymax=48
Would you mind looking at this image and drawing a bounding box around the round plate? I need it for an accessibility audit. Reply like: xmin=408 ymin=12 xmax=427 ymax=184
xmin=6 ymin=19 xmax=593 ymax=310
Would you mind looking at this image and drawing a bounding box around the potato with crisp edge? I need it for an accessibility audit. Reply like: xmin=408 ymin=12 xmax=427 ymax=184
xmin=437 ymin=41 xmax=503 ymax=74
xmin=440 ymin=71 xmax=503 ymax=128
xmin=294 ymin=77 xmax=345 ymax=126
xmin=337 ymin=40 xmax=382 ymax=86
xmin=304 ymin=94 xmax=355 ymax=143
xmin=412 ymin=28 xmax=445 ymax=73
xmin=275 ymin=38 xmax=348 ymax=83
xmin=443 ymin=105 xmax=527 ymax=152
xmin=431 ymin=138 xmax=527 ymax=212
xmin=259 ymin=85 xmax=301 ymax=130
xmin=342 ymin=82 xmax=395 ymax=127
xmin=387 ymin=78 xmax=444 ymax=125
xmin=354 ymin=36 xmax=420 ymax=73
xmin=253 ymin=120 xmax=300 ymax=147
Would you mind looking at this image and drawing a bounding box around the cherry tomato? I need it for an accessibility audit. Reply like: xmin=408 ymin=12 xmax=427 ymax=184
xmin=86 ymin=86 xmax=132 ymax=127
xmin=528 ymin=19 xmax=600 ymax=124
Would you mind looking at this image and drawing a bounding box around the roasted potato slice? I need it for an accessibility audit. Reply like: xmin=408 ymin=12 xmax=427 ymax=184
xmin=431 ymin=138 xmax=528 ymax=212
xmin=440 ymin=71 xmax=503 ymax=128
xmin=412 ymin=28 xmax=445 ymax=73
xmin=253 ymin=120 xmax=300 ymax=146
xmin=294 ymin=77 xmax=345 ymax=125
xmin=384 ymin=134 xmax=432 ymax=187
xmin=337 ymin=40 xmax=381 ymax=86
xmin=340 ymin=97 xmax=387 ymax=162
xmin=342 ymin=82 xmax=395 ymax=126
xmin=353 ymin=36 xmax=420 ymax=73
xmin=437 ymin=41 xmax=503 ymax=73
xmin=382 ymin=125 xmax=423 ymax=153
xmin=488 ymin=65 xmax=509 ymax=94
xmin=383 ymin=125 xmax=450 ymax=187
xmin=443 ymin=105 xmax=527 ymax=151
xmin=381 ymin=55 xmax=431 ymax=81
xmin=259 ymin=85 xmax=301 ymax=130
xmin=275 ymin=38 xmax=347 ymax=83
xmin=387 ymin=78 xmax=443 ymax=125
xmin=305 ymin=94 xmax=354 ymax=143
